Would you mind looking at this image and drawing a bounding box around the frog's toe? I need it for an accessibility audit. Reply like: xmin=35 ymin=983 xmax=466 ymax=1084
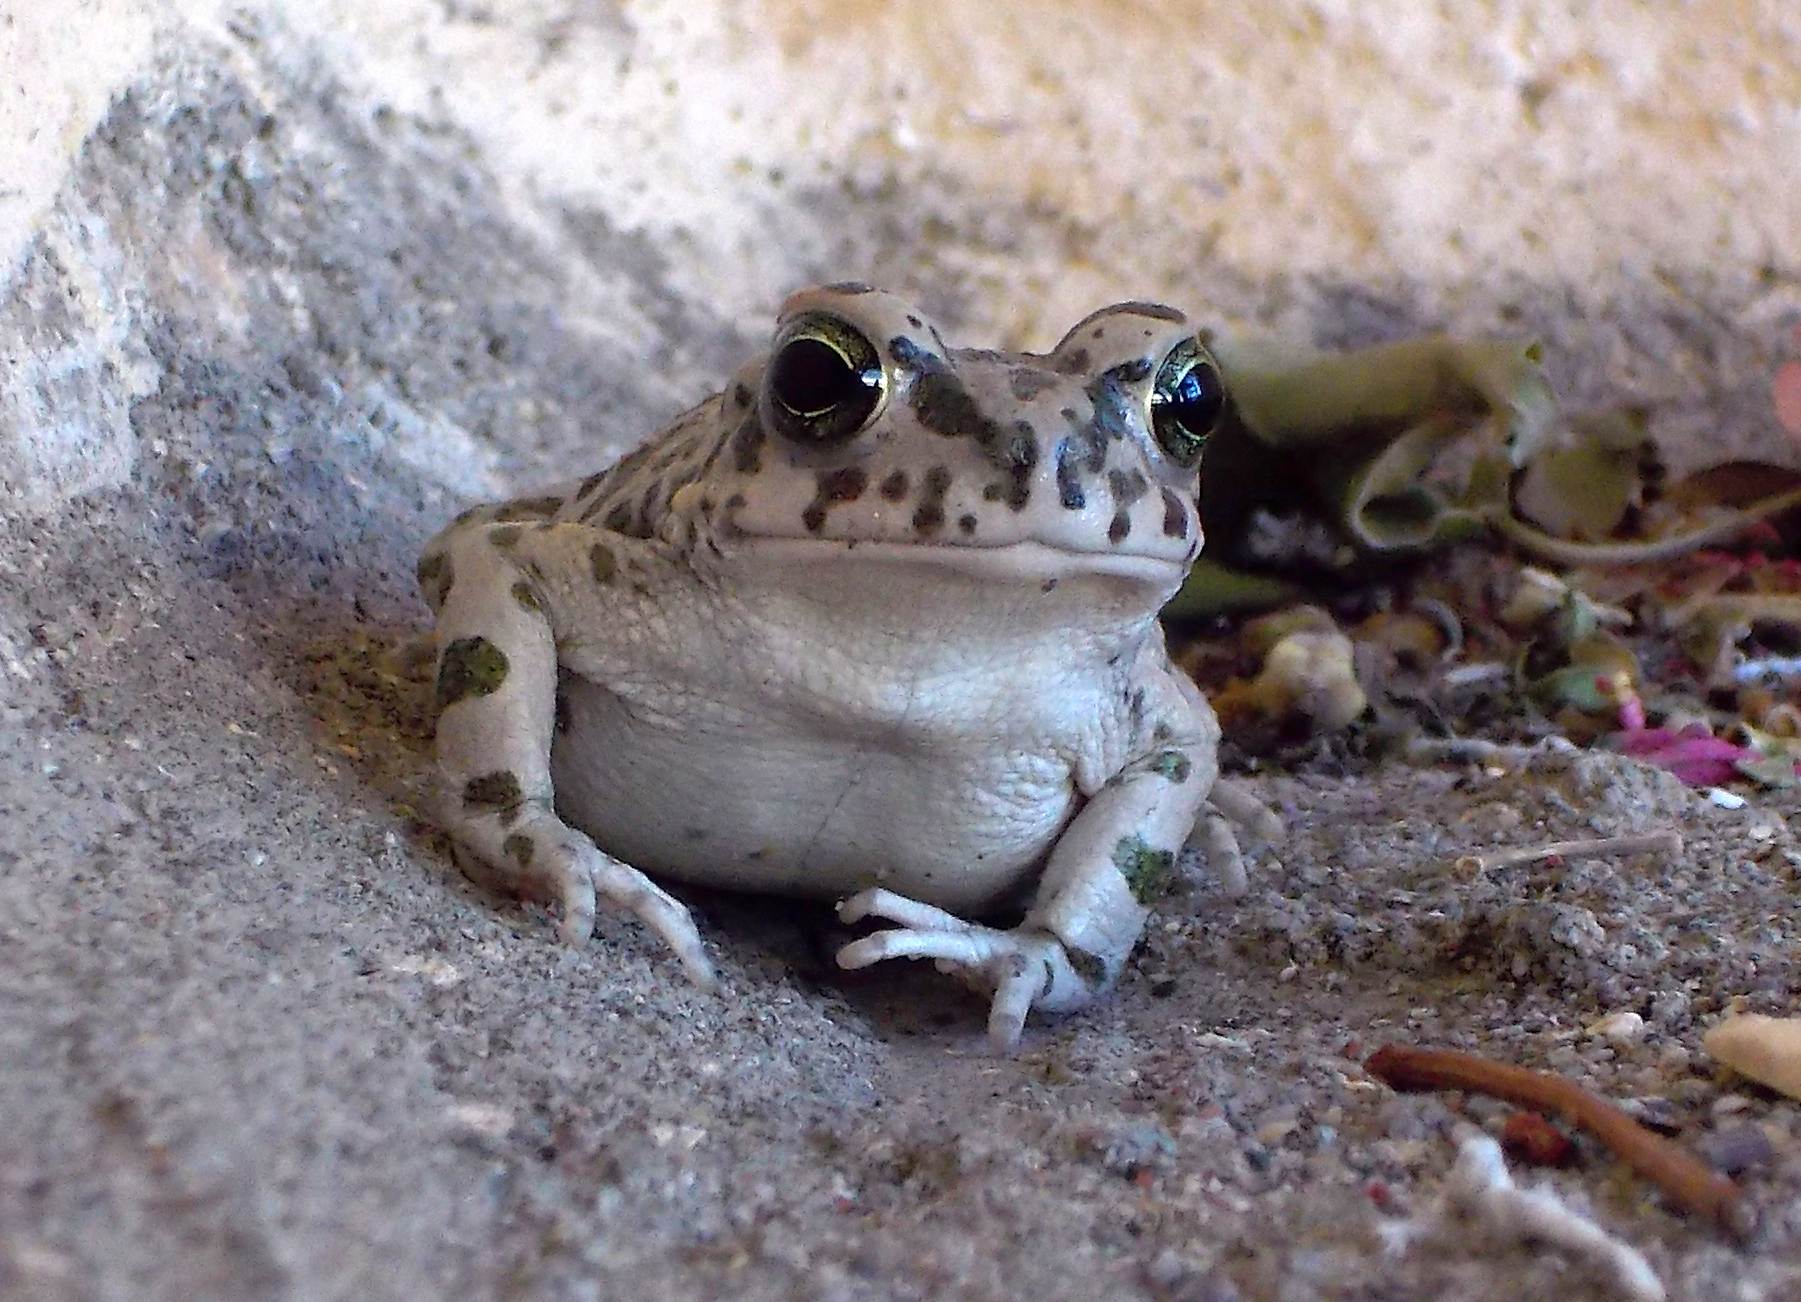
xmin=1196 ymin=778 xmax=1280 ymax=898
xmin=987 ymin=953 xmax=1051 ymax=1050
xmin=589 ymin=853 xmax=717 ymax=990
xmin=833 ymin=903 xmax=1084 ymax=1050
xmin=1198 ymin=813 xmax=1250 ymax=897
xmin=836 ymin=887 xmax=972 ymax=934
xmin=453 ymin=831 xmax=598 ymax=942
xmin=1209 ymin=777 xmax=1281 ymax=845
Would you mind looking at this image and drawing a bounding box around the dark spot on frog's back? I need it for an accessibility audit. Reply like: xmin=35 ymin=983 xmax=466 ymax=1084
xmin=957 ymin=513 xmax=978 ymax=535
xmin=878 ymin=469 xmax=909 ymax=502
xmin=802 ymin=466 xmax=869 ymax=533
xmin=1054 ymin=440 xmax=1086 ymax=510
xmin=913 ymin=465 xmax=953 ymax=534
xmin=1108 ymin=511 xmax=1131 ymax=543
xmin=435 ymin=636 xmax=509 ymax=709
xmin=1085 ymin=372 xmax=1139 ymax=443
xmin=1105 ymin=357 xmax=1154 ymax=384
xmin=887 ymin=335 xmax=943 ymax=374
xmin=1161 ymin=487 xmax=1189 ymax=539
xmin=998 ymin=420 xmax=1037 ymax=509
xmin=1009 ymin=367 xmax=1058 ymax=401
xmin=732 ymin=381 xmax=753 ymax=408
xmin=1107 ymin=467 xmax=1148 ymax=506
xmin=823 ymin=280 xmax=876 ymax=294
xmin=731 ymin=412 xmax=765 ymax=473
xmin=1055 ymin=347 xmax=1090 ymax=375
xmin=910 ymin=368 xmax=1008 ymax=453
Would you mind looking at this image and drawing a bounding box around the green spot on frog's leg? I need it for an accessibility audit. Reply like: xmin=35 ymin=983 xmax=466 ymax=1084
xmin=1112 ymin=834 xmax=1175 ymax=905
xmin=1150 ymin=749 xmax=1192 ymax=783
xmin=463 ymin=770 xmax=524 ymax=823
xmin=510 ymin=580 xmax=540 ymax=612
xmin=1066 ymin=946 xmax=1107 ymax=984
xmin=417 ymin=552 xmax=454 ymax=606
xmin=489 ymin=524 xmax=525 ymax=549
xmin=590 ymin=543 xmax=616 ymax=583
xmin=503 ymin=833 xmax=535 ymax=868
xmin=435 ymin=636 xmax=510 ymax=709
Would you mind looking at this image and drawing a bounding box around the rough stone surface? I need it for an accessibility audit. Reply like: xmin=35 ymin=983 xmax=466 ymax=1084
xmin=2 ymin=4 xmax=1799 ymax=1299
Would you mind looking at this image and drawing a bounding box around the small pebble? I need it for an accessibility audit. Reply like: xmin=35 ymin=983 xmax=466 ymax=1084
xmin=1587 ymin=1010 xmax=1646 ymax=1045
xmin=1254 ymin=1117 xmax=1299 ymax=1145
xmin=1711 ymin=1093 xmax=1756 ymax=1117
xmin=1619 ymin=1097 xmax=1682 ymax=1135
xmin=1501 ymin=1111 xmax=1577 ymax=1167
xmin=1100 ymin=1122 xmax=1177 ymax=1178
xmin=1698 ymin=1124 xmax=1775 ymax=1176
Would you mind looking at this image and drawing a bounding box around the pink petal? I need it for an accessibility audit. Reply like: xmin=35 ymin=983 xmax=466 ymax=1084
xmin=1609 ymin=726 xmax=1753 ymax=786
xmin=1775 ymin=360 xmax=1801 ymax=440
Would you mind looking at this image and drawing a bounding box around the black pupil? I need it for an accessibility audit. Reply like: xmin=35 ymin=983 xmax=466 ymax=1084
xmin=1168 ymin=362 xmax=1223 ymax=431
xmin=773 ymin=338 xmax=864 ymax=416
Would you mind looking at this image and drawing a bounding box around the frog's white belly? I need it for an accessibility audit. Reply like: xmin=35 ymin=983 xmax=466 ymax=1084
xmin=548 ymin=675 xmax=1078 ymax=914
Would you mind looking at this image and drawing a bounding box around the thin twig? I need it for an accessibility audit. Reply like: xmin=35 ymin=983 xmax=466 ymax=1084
xmin=1402 ymin=735 xmax=1580 ymax=768
xmin=1438 ymin=661 xmax=1512 ymax=688
xmin=1366 ymin=1044 xmax=1753 ymax=1240
xmin=1493 ymin=483 xmax=1801 ymax=566
xmin=1454 ymin=830 xmax=1682 ymax=875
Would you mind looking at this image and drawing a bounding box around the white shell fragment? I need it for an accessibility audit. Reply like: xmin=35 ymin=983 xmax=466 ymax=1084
xmin=1704 ymin=1015 xmax=1801 ymax=1102
xmin=1587 ymin=1010 xmax=1648 ymax=1046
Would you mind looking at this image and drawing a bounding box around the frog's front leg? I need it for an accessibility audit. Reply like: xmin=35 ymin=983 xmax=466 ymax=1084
xmin=837 ymin=722 xmax=1218 ymax=1049
xmin=422 ymin=522 xmax=714 ymax=986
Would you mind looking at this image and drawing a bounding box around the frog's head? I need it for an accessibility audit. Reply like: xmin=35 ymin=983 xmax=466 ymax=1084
xmin=696 ymin=283 xmax=1223 ymax=609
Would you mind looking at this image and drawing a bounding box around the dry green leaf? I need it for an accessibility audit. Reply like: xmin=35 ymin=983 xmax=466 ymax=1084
xmin=1512 ymin=411 xmax=1652 ymax=540
xmin=1214 ymin=333 xmax=1557 ymax=465
xmin=1734 ymin=753 xmax=1801 ymax=788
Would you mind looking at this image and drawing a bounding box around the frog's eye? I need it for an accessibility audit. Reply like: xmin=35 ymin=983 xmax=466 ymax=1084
xmin=1150 ymin=338 xmax=1226 ymax=468
xmin=765 ymin=313 xmax=887 ymax=445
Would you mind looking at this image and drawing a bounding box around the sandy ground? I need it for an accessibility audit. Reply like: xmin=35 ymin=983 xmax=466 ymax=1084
xmin=3 ymin=6 xmax=1800 ymax=1299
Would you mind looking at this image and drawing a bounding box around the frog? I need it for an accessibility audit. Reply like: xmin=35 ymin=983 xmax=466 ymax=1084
xmin=417 ymin=283 xmax=1277 ymax=1048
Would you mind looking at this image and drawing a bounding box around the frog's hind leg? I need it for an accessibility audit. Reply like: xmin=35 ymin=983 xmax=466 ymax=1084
xmin=422 ymin=524 xmax=714 ymax=987
xmin=836 ymin=675 xmax=1221 ymax=1049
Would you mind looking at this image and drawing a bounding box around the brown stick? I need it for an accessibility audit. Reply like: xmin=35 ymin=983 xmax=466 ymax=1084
xmin=1366 ymin=1043 xmax=1753 ymax=1240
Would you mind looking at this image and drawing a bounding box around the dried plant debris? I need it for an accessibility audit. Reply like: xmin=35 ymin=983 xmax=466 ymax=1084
xmin=1379 ymin=1134 xmax=1667 ymax=1302
xmin=1366 ymin=1044 xmax=1751 ymax=1238
xmin=1705 ymin=1015 xmax=1801 ymax=1103
xmin=1170 ymin=327 xmax=1801 ymax=795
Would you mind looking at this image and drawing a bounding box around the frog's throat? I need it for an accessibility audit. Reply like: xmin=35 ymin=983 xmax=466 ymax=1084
xmin=733 ymin=538 xmax=1187 ymax=588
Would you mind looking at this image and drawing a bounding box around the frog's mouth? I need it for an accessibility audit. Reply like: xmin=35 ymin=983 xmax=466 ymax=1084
xmin=739 ymin=537 xmax=1188 ymax=588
